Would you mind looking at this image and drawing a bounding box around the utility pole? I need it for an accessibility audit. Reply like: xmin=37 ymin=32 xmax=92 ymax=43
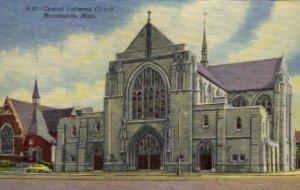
xmin=177 ymin=108 xmax=182 ymax=176
xmin=121 ymin=117 xmax=128 ymax=172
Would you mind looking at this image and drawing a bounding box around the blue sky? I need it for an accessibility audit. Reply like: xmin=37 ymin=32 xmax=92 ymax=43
xmin=0 ymin=0 xmax=300 ymax=127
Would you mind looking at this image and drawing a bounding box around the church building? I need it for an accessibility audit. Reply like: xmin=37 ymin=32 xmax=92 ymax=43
xmin=0 ymin=80 xmax=73 ymax=163
xmin=55 ymin=12 xmax=294 ymax=173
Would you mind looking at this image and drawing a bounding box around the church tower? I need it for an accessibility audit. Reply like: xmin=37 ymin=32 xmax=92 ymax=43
xmin=200 ymin=13 xmax=209 ymax=68
xmin=32 ymin=78 xmax=41 ymax=105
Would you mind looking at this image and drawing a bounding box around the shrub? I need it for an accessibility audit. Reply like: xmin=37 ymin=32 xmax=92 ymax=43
xmin=38 ymin=161 xmax=54 ymax=170
xmin=0 ymin=160 xmax=15 ymax=167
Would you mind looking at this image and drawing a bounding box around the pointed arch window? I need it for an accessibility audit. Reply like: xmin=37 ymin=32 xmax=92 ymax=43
xmin=236 ymin=117 xmax=242 ymax=131
xmin=232 ymin=96 xmax=246 ymax=107
xmin=176 ymin=54 xmax=184 ymax=90
xmin=199 ymin=81 xmax=205 ymax=103
xmin=109 ymin=63 xmax=117 ymax=96
xmin=131 ymin=67 xmax=167 ymax=119
xmin=71 ymin=126 xmax=77 ymax=137
xmin=255 ymin=94 xmax=272 ymax=114
xmin=202 ymin=115 xmax=209 ymax=128
xmin=1 ymin=125 xmax=13 ymax=154
xmin=95 ymin=121 xmax=101 ymax=133
xmin=207 ymin=85 xmax=213 ymax=102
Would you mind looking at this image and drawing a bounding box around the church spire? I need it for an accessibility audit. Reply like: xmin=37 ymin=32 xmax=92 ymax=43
xmin=147 ymin=10 xmax=151 ymax=23
xmin=201 ymin=13 xmax=209 ymax=68
xmin=145 ymin=10 xmax=152 ymax=59
xmin=32 ymin=78 xmax=41 ymax=105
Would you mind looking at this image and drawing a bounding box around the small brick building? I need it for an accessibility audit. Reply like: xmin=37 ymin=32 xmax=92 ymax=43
xmin=0 ymin=80 xmax=72 ymax=163
xmin=295 ymin=131 xmax=300 ymax=169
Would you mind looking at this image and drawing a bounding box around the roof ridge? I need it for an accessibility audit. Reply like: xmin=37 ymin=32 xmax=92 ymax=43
xmin=210 ymin=57 xmax=282 ymax=67
xmin=9 ymin=98 xmax=55 ymax=110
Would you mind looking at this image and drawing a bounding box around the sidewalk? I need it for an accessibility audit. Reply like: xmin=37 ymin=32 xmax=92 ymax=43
xmin=1 ymin=170 xmax=300 ymax=181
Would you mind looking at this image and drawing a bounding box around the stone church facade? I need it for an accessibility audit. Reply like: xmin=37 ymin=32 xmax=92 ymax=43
xmin=55 ymin=13 xmax=294 ymax=173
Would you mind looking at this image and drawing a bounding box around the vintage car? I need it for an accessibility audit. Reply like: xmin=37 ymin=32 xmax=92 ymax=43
xmin=25 ymin=164 xmax=52 ymax=173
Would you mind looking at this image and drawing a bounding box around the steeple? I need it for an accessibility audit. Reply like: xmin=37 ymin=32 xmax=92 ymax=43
xmin=201 ymin=13 xmax=209 ymax=68
xmin=32 ymin=78 xmax=41 ymax=105
xmin=145 ymin=10 xmax=152 ymax=59
xmin=147 ymin=10 xmax=151 ymax=23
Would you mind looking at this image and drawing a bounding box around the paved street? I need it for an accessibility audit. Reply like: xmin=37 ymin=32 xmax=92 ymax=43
xmin=1 ymin=174 xmax=300 ymax=190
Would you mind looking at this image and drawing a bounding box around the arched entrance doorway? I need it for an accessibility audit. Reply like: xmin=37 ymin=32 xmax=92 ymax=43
xmin=93 ymin=144 xmax=103 ymax=170
xmin=198 ymin=141 xmax=213 ymax=170
xmin=137 ymin=134 xmax=161 ymax=169
xmin=30 ymin=146 xmax=42 ymax=162
xmin=128 ymin=126 xmax=164 ymax=170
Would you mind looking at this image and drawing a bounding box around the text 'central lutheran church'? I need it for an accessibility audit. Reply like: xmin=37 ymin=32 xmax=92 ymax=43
xmin=55 ymin=12 xmax=294 ymax=173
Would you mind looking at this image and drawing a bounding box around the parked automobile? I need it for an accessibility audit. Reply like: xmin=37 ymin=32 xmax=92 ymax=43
xmin=25 ymin=164 xmax=52 ymax=173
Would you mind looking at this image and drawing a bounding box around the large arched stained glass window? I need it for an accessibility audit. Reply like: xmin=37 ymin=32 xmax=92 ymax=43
xmin=232 ymin=96 xmax=247 ymax=107
xmin=255 ymin=94 xmax=272 ymax=114
xmin=132 ymin=67 xmax=167 ymax=119
xmin=1 ymin=126 xmax=13 ymax=154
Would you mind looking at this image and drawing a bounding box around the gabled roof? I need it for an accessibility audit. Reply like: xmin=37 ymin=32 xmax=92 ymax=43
xmin=42 ymin=108 xmax=73 ymax=136
xmin=125 ymin=23 xmax=174 ymax=52
xmin=197 ymin=57 xmax=282 ymax=92
xmin=8 ymin=98 xmax=72 ymax=137
xmin=197 ymin=64 xmax=224 ymax=90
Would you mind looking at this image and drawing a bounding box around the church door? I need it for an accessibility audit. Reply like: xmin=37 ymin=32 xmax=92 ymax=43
xmin=94 ymin=155 xmax=103 ymax=170
xmin=33 ymin=146 xmax=42 ymax=162
xmin=199 ymin=142 xmax=213 ymax=170
xmin=137 ymin=134 xmax=161 ymax=170
xmin=93 ymin=144 xmax=103 ymax=170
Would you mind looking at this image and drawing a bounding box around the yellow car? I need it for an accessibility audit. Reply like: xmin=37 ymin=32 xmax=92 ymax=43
xmin=26 ymin=164 xmax=51 ymax=173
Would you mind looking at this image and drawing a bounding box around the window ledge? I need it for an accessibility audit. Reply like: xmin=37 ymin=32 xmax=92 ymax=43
xmin=127 ymin=119 xmax=166 ymax=123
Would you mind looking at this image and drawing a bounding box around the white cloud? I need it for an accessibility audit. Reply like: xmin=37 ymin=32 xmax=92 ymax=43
xmin=133 ymin=1 xmax=250 ymax=59
xmin=0 ymin=1 xmax=250 ymax=109
xmin=230 ymin=1 xmax=300 ymax=61
xmin=42 ymin=80 xmax=106 ymax=110
xmin=291 ymin=76 xmax=300 ymax=130
xmin=3 ymin=80 xmax=105 ymax=111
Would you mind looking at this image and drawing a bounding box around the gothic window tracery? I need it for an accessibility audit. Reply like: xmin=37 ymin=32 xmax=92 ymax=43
xmin=207 ymin=85 xmax=213 ymax=102
xmin=199 ymin=81 xmax=205 ymax=103
xmin=131 ymin=67 xmax=167 ymax=119
xmin=137 ymin=134 xmax=161 ymax=155
xmin=232 ymin=96 xmax=247 ymax=107
xmin=255 ymin=94 xmax=272 ymax=114
xmin=109 ymin=63 xmax=117 ymax=96
xmin=199 ymin=141 xmax=212 ymax=154
xmin=0 ymin=125 xmax=13 ymax=154
xmin=176 ymin=53 xmax=184 ymax=90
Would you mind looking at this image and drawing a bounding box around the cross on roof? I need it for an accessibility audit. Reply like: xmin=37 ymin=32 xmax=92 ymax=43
xmin=203 ymin=12 xmax=207 ymax=24
xmin=147 ymin=10 xmax=151 ymax=23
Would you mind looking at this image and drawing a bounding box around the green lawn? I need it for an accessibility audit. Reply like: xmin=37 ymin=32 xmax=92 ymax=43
xmin=0 ymin=167 xmax=16 ymax=172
